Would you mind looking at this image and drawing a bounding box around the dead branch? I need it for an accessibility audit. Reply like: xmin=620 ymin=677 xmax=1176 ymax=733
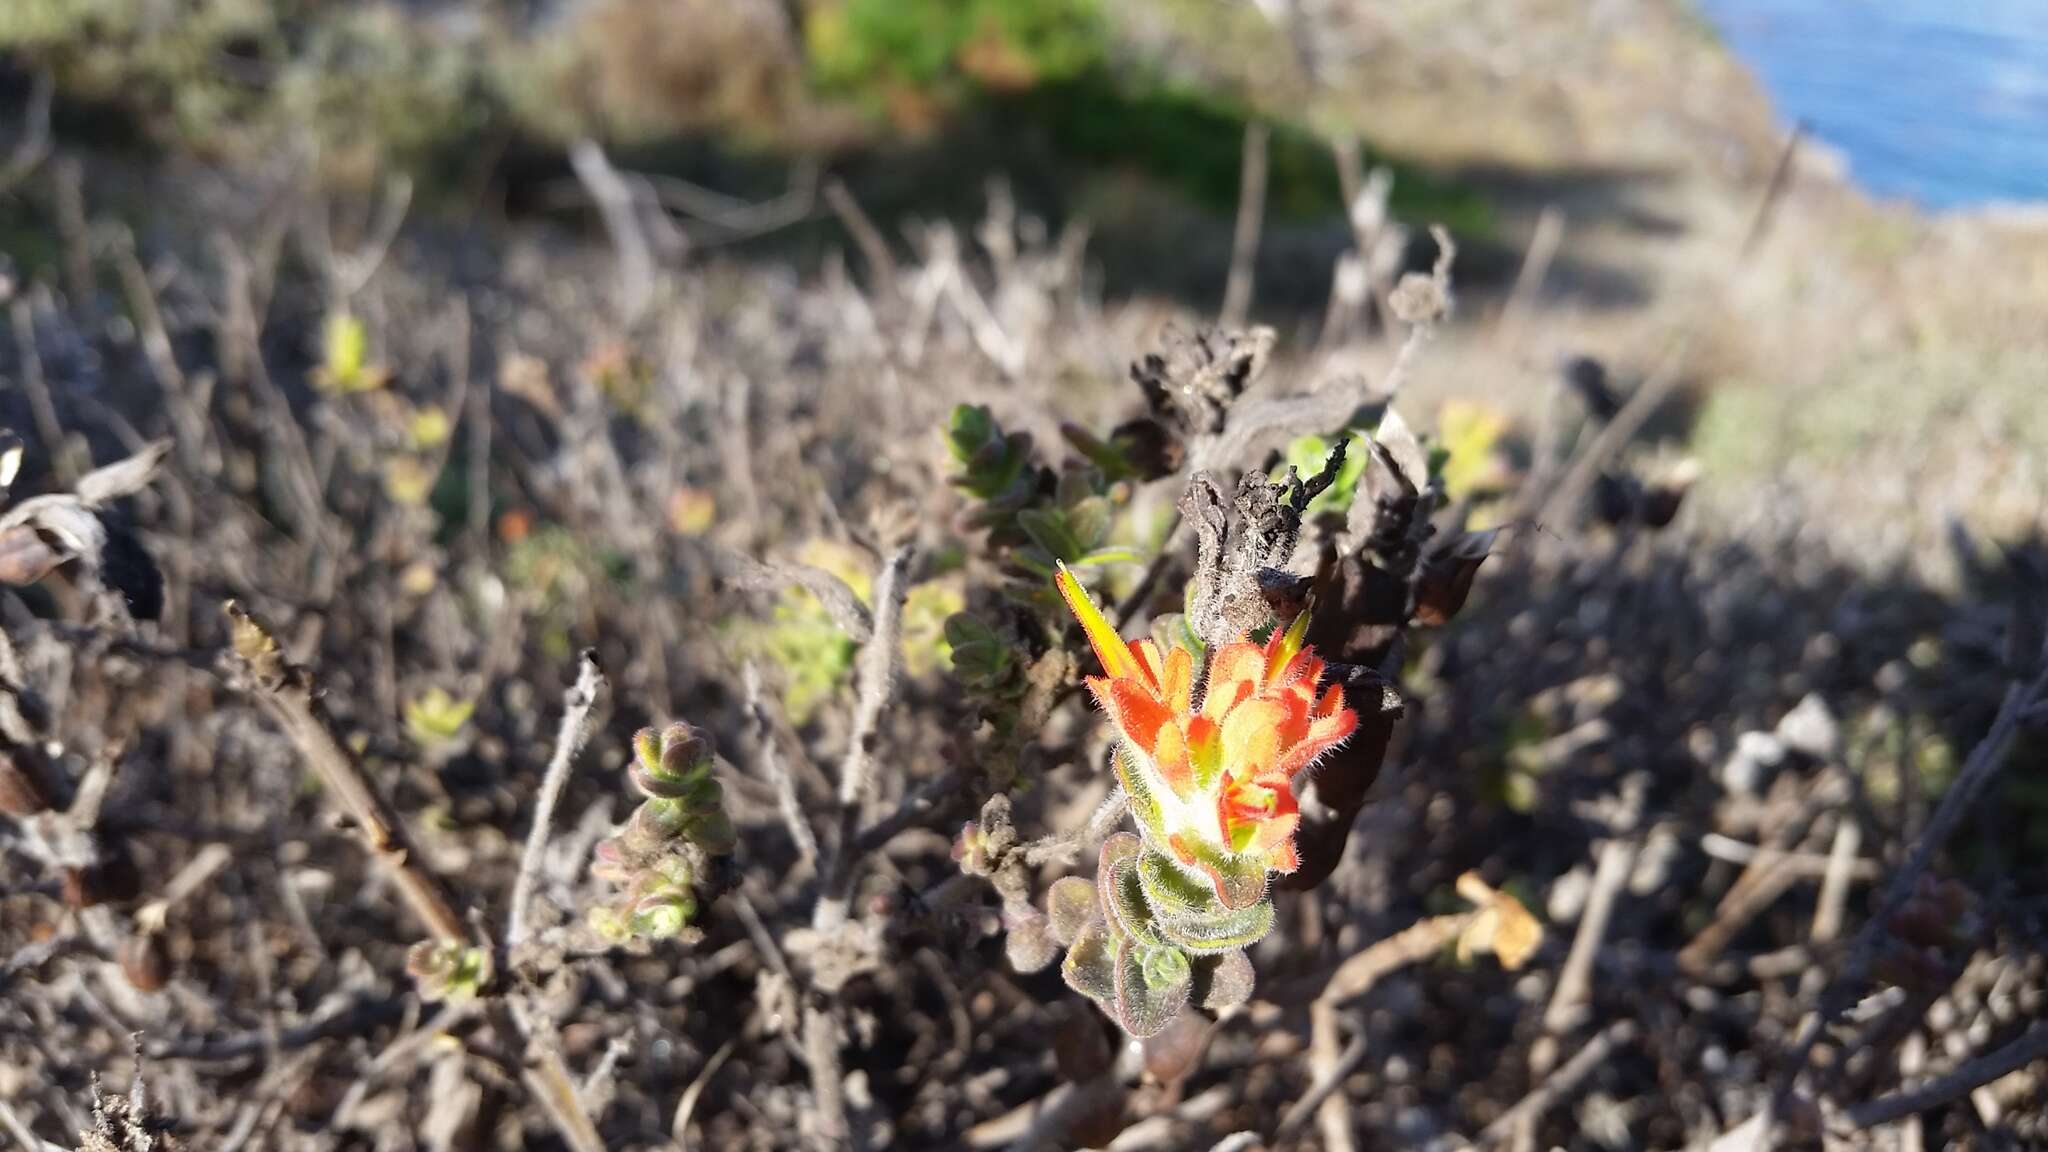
xmin=814 ymin=544 xmax=913 ymax=929
xmin=1219 ymin=121 xmax=1270 ymax=330
xmin=1540 ymin=835 xmax=1634 ymax=1042
xmin=506 ymin=650 xmax=606 ymax=951
xmin=744 ymin=662 xmax=820 ymax=869
xmin=1768 ymin=637 xmax=2048 ymax=1124
xmin=569 ymin=138 xmax=657 ymax=328
xmin=1480 ymin=1018 xmax=1638 ymax=1143
xmin=824 ymin=179 xmax=898 ymax=299
xmin=714 ymin=547 xmax=873 ymax=644
xmin=1275 ymin=911 xmax=1478 ymax=1145
xmin=9 ymin=295 xmax=73 ymax=487
xmin=1846 ymin=1021 xmax=2048 ymax=1131
xmin=0 ymin=70 xmax=52 ymax=194
xmin=220 ymin=601 xmax=468 ymax=947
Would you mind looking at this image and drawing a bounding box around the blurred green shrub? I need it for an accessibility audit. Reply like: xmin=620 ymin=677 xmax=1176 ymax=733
xmin=0 ymin=0 xmax=1490 ymax=244
xmin=1 ymin=0 xmax=279 ymax=152
xmin=806 ymin=0 xmax=1107 ymax=128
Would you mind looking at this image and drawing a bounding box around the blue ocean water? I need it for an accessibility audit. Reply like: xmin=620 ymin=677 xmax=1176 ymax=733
xmin=1693 ymin=0 xmax=2048 ymax=209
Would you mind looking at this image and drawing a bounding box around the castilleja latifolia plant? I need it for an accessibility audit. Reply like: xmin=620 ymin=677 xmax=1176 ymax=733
xmin=1047 ymin=564 xmax=1357 ymax=1036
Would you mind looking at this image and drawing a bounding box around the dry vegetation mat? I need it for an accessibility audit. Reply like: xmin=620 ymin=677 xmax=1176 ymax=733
xmin=0 ymin=145 xmax=2044 ymax=1152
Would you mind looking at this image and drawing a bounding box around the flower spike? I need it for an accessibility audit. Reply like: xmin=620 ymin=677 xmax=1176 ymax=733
xmin=1056 ymin=562 xmax=1141 ymax=682
xmin=1056 ymin=570 xmax=1356 ymax=907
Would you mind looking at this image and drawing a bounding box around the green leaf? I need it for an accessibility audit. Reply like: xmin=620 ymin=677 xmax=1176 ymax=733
xmin=404 ymin=688 xmax=475 ymax=746
xmin=1138 ymin=845 xmax=1276 ymax=953
xmin=1064 ymin=494 xmax=1113 ymax=550
xmin=1111 ymin=746 xmax=1174 ymax=850
xmin=1111 ymin=935 xmax=1190 ymax=1038
xmin=1060 ymin=421 xmax=1136 ymax=481
xmin=1046 ymin=876 xmax=1098 ymax=946
xmin=1137 ymin=941 xmax=1190 ymax=991
xmin=1073 ymin=546 xmax=1142 ymax=568
xmin=1167 ymin=832 xmax=1271 ymax=911
xmin=948 ymin=404 xmax=996 ymax=462
xmin=944 ymin=612 xmax=1014 ymax=691
xmin=1062 ymin=915 xmax=1118 ymax=1003
xmin=1198 ymin=949 xmax=1256 ymax=1012
xmin=1098 ymin=834 xmax=1168 ymax=950
xmin=1017 ymin=507 xmax=1082 ymax=562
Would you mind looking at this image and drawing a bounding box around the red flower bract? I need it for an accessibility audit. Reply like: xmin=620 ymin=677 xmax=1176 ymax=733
xmin=1057 ymin=566 xmax=1356 ymax=901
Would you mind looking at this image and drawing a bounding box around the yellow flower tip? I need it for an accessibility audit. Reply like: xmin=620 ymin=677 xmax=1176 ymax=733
xmin=1263 ymin=608 xmax=1312 ymax=684
xmin=1055 ymin=563 xmax=1139 ymax=682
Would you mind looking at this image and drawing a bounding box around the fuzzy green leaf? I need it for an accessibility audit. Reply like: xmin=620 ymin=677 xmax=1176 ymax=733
xmin=1062 ymin=915 xmax=1118 ymax=1003
xmin=1138 ymin=845 xmax=1276 ymax=953
xmin=1198 ymin=949 xmax=1256 ymax=1012
xmin=1046 ymin=876 xmax=1098 ymax=946
xmin=1112 ymin=935 xmax=1191 ymax=1038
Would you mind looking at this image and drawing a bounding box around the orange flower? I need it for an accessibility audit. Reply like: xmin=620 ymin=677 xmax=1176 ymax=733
xmin=1057 ymin=566 xmax=1356 ymax=906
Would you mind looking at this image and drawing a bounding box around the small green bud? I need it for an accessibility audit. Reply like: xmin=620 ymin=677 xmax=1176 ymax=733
xmin=658 ymin=722 xmax=716 ymax=778
xmin=953 ymin=822 xmax=995 ymax=876
xmin=652 ymin=855 xmax=696 ymax=889
xmin=634 ymin=722 xmax=715 ymax=779
xmin=1137 ymin=942 xmax=1189 ymax=992
xmin=631 ymin=893 xmax=695 ymax=939
xmin=680 ymin=775 xmax=724 ymax=812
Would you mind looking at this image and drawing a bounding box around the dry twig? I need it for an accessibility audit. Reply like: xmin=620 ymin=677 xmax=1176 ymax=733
xmin=1845 ymin=1021 xmax=2048 ymax=1131
xmin=221 ymin=601 xmax=467 ymax=946
xmin=1481 ymin=1019 xmax=1638 ymax=1143
xmin=506 ymin=650 xmax=606 ymax=950
xmin=814 ymin=544 xmax=914 ymax=930
xmin=1766 ymin=638 xmax=2048 ymax=1133
xmin=1219 ymin=122 xmax=1270 ymax=330
xmin=1275 ymin=911 xmax=1478 ymax=1146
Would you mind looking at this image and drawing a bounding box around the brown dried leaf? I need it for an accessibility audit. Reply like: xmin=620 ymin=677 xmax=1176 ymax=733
xmin=1453 ymin=872 xmax=1543 ymax=971
xmin=1413 ymin=528 xmax=1498 ymax=626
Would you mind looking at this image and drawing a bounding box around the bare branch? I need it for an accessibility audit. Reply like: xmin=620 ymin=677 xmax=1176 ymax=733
xmin=1535 ymin=835 xmax=1634 ymax=1066
xmin=1481 ymin=1019 xmax=1639 ymax=1143
xmin=745 ymin=662 xmax=820 ymax=869
xmin=1846 ymin=1022 xmax=2048 ymax=1131
xmin=1770 ymin=639 xmax=2048 ymax=1120
xmin=814 ymin=544 xmax=914 ymax=930
xmin=220 ymin=601 xmax=468 ymax=947
xmin=824 ymin=178 xmax=898 ymax=298
xmin=9 ymin=296 xmax=72 ymax=487
xmin=507 ymin=650 xmax=607 ymax=951
xmin=569 ymin=138 xmax=656 ymax=328
xmin=0 ymin=70 xmax=52 ymax=194
xmin=715 ymin=547 xmax=873 ymax=643
xmin=1531 ymin=335 xmax=1692 ymax=530
xmin=1219 ymin=121 xmax=1270 ymax=330
xmin=673 ymin=1037 xmax=738 ymax=1148
xmin=1276 ymin=911 xmax=1478 ymax=1145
